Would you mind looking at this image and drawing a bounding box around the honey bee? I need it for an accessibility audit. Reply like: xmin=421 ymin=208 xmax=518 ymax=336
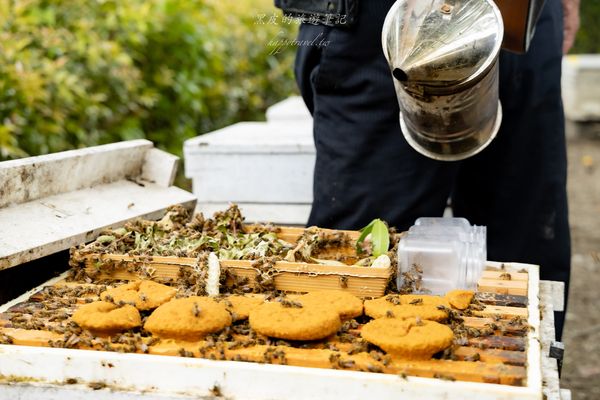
xmin=367 ymin=364 xmax=383 ymax=373
xmin=209 ymin=384 xmax=223 ymax=397
xmin=88 ymin=382 xmax=107 ymax=390
xmin=178 ymin=348 xmax=194 ymax=357
xmin=464 ymin=352 xmax=480 ymax=362
xmin=433 ymin=373 xmax=456 ymax=381
xmin=337 ymin=359 xmax=356 ymax=369
xmin=499 ymin=272 xmax=512 ymax=280
xmin=279 ymin=299 xmax=303 ymax=308
xmin=0 ymin=334 xmax=13 ymax=344
xmin=329 ymin=352 xmax=341 ymax=365
xmin=339 ymin=276 xmax=349 ymax=289
xmin=192 ymin=302 xmax=201 ymax=317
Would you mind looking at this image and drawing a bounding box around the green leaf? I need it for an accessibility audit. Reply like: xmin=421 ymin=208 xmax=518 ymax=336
xmin=371 ymin=220 xmax=390 ymax=257
xmin=356 ymin=219 xmax=376 ymax=254
xmin=356 ymin=218 xmax=389 ymax=257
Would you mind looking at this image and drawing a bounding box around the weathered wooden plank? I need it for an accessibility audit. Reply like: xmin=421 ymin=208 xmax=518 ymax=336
xmin=539 ymin=280 xmax=564 ymax=400
xmin=542 ymin=280 xmax=565 ymax=312
xmin=461 ymin=317 xmax=529 ymax=335
xmin=0 ymin=181 xmax=196 ymax=271
xmin=481 ymin=271 xmax=528 ymax=281
xmin=452 ymin=346 xmax=526 ymax=366
xmin=477 ymin=305 xmax=528 ymax=318
xmin=0 ymin=140 xmax=151 ymax=208
xmin=140 ymin=148 xmax=179 ymax=188
xmin=0 ymin=141 xmax=197 ymax=271
xmin=468 ymin=336 xmax=526 ymax=351
xmin=477 ymin=279 xmax=528 ymax=295
xmin=83 ymin=253 xmax=391 ymax=298
xmin=474 ymin=292 xmax=528 ymax=307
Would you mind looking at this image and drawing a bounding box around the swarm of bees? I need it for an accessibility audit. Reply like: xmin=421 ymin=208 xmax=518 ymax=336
xmin=399 ymin=263 xmax=424 ymax=294
xmin=0 ymin=204 xmax=534 ymax=388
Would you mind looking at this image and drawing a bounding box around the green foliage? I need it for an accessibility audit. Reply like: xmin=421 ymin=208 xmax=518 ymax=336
xmin=357 ymin=219 xmax=390 ymax=257
xmin=571 ymin=1 xmax=600 ymax=54
xmin=0 ymin=0 xmax=297 ymax=160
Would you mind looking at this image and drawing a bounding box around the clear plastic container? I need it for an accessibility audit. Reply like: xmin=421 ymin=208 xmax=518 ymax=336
xmin=397 ymin=217 xmax=486 ymax=295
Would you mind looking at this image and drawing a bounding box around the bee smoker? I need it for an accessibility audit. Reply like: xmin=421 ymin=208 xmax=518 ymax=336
xmin=382 ymin=0 xmax=504 ymax=161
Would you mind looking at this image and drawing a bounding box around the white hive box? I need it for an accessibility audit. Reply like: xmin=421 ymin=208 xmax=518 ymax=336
xmin=562 ymin=54 xmax=600 ymax=122
xmin=0 ymin=140 xmax=196 ymax=271
xmin=0 ymin=263 xmax=562 ymax=400
xmin=265 ymin=96 xmax=312 ymax=122
xmin=184 ymin=115 xmax=316 ymax=225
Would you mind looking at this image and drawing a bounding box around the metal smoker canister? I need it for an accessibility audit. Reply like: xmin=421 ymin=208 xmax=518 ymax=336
xmin=382 ymin=0 xmax=504 ymax=161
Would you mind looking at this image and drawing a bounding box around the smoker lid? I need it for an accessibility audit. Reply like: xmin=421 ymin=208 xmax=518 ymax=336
xmin=382 ymin=0 xmax=503 ymax=91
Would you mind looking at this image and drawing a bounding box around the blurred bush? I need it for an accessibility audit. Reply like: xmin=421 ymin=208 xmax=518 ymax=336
xmin=0 ymin=0 xmax=297 ymax=160
xmin=571 ymin=0 xmax=600 ymax=54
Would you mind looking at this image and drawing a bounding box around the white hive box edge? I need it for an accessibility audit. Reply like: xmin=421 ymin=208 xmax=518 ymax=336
xmin=184 ymin=120 xmax=316 ymax=223
xmin=562 ymin=54 xmax=600 ymax=121
xmin=0 ymin=140 xmax=197 ymax=270
xmin=265 ymin=96 xmax=312 ymax=122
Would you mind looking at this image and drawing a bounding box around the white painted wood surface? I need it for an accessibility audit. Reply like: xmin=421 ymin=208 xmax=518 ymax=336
xmin=0 ymin=140 xmax=152 ymax=208
xmin=524 ymin=263 xmax=543 ymax=398
xmin=539 ymin=281 xmax=571 ymax=400
xmin=544 ymin=280 xmax=565 ymax=312
xmin=189 ymin=152 xmax=314 ymax=203
xmin=560 ymin=389 xmax=572 ymax=400
xmin=0 ymin=342 xmax=542 ymax=400
xmin=141 ymin=148 xmax=179 ymax=187
xmin=265 ymin=96 xmax=312 ymax=122
xmin=0 ymin=384 xmax=203 ymax=400
xmin=0 ymin=142 xmax=197 ymax=271
xmin=562 ymin=55 xmax=600 ymax=121
xmin=184 ymin=118 xmax=315 ymax=223
xmin=0 ymin=264 xmax=547 ymax=400
xmin=184 ymin=121 xmax=314 ymax=155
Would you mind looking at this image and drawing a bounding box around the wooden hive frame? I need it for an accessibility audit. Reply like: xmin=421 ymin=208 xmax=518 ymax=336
xmin=0 ymin=262 xmax=544 ymax=399
xmin=78 ymin=226 xmax=392 ymax=298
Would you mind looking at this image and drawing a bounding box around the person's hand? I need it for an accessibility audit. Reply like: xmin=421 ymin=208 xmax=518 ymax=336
xmin=562 ymin=0 xmax=580 ymax=54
